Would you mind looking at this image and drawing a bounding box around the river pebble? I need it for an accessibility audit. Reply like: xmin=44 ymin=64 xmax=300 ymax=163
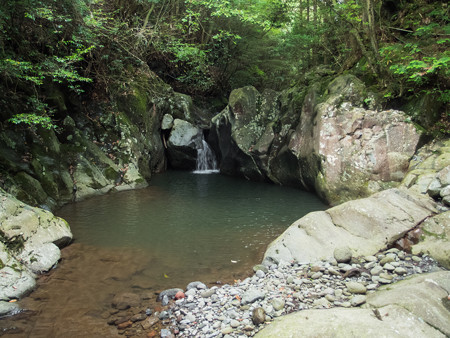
xmin=112 ymin=249 xmax=442 ymax=337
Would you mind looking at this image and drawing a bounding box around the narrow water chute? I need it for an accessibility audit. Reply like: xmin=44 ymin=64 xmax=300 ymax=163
xmin=194 ymin=138 xmax=219 ymax=174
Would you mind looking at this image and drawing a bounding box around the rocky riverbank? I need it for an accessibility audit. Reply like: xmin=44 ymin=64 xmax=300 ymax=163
xmin=109 ymin=246 xmax=448 ymax=337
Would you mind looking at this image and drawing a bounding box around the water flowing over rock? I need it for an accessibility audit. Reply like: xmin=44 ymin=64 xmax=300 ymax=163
xmin=194 ymin=138 xmax=219 ymax=173
xmin=210 ymin=75 xmax=421 ymax=205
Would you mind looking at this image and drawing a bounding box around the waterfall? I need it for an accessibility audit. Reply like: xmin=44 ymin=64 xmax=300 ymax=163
xmin=194 ymin=138 xmax=219 ymax=174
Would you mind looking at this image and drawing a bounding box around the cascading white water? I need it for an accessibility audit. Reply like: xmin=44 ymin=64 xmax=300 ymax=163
xmin=194 ymin=138 xmax=219 ymax=174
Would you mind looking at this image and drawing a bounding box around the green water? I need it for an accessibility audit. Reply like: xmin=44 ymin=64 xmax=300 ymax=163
xmin=58 ymin=171 xmax=326 ymax=283
xmin=1 ymin=171 xmax=326 ymax=337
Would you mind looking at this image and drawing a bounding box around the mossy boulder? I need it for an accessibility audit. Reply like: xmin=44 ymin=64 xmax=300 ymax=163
xmin=213 ymin=74 xmax=420 ymax=205
xmin=0 ymin=189 xmax=72 ymax=303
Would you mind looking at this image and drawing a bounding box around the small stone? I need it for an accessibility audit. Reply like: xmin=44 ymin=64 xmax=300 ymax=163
xmin=378 ymin=278 xmax=392 ymax=284
xmin=311 ymin=272 xmax=323 ymax=279
xmin=241 ymin=289 xmax=265 ymax=305
xmin=131 ymin=313 xmax=147 ymax=322
xmin=175 ymin=291 xmax=185 ymax=300
xmin=244 ymin=325 xmax=255 ymax=331
xmin=221 ymin=327 xmax=233 ymax=335
xmin=325 ymin=294 xmax=336 ymax=302
xmin=311 ymin=265 xmax=322 ymax=272
xmin=112 ymin=292 xmax=140 ymax=310
xmin=160 ymin=328 xmax=174 ymax=338
xmin=367 ymin=284 xmax=378 ymax=290
xmin=253 ymin=264 xmax=269 ymax=273
xmin=412 ymin=256 xmax=422 ymax=262
xmin=141 ymin=316 xmax=159 ymax=330
xmin=383 ymin=263 xmax=395 ymax=271
xmin=293 ymin=293 xmax=304 ymax=301
xmin=350 ymin=295 xmax=366 ymax=307
xmin=364 ymin=255 xmax=377 ymax=262
xmin=328 ymin=267 xmax=341 ymax=276
xmin=147 ymin=330 xmax=157 ymax=338
xmin=117 ymin=320 xmax=132 ymax=330
xmin=394 ymin=267 xmax=407 ymax=275
xmin=252 ymin=307 xmax=266 ymax=325
xmin=201 ymin=289 xmax=216 ymax=298
xmin=230 ymin=320 xmax=240 ymax=328
xmin=346 ymin=282 xmax=367 ymax=294
xmin=186 ymin=281 xmax=206 ymax=290
xmin=255 ymin=270 xmax=265 ymax=278
xmin=157 ymin=288 xmax=183 ymax=301
xmin=159 ymin=311 xmax=169 ymax=320
xmin=334 ymin=246 xmax=352 ymax=263
xmin=386 ymin=248 xmax=399 ymax=254
xmin=231 ymin=299 xmax=240 ymax=307
xmin=313 ymin=298 xmax=330 ymax=308
xmin=271 ymin=298 xmax=285 ymax=311
xmin=379 ymin=273 xmax=393 ymax=280
xmin=370 ymin=266 xmax=383 ymax=276
xmin=364 ymin=261 xmax=377 ymax=270
xmin=185 ymin=289 xmax=196 ymax=297
xmin=379 ymin=256 xmax=395 ymax=266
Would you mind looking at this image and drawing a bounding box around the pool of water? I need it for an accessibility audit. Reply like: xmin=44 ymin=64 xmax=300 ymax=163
xmin=0 ymin=171 xmax=326 ymax=336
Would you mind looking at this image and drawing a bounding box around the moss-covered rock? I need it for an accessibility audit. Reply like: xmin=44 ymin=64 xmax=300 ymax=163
xmin=412 ymin=212 xmax=450 ymax=269
xmin=0 ymin=189 xmax=72 ymax=303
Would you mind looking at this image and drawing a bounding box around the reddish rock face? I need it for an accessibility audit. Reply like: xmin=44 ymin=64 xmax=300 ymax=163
xmin=285 ymin=75 xmax=420 ymax=205
xmin=210 ymin=74 xmax=421 ymax=205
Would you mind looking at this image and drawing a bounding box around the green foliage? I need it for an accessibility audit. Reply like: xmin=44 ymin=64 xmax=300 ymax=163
xmin=9 ymin=113 xmax=56 ymax=130
xmin=379 ymin=3 xmax=450 ymax=108
xmin=0 ymin=0 xmax=448 ymax=135
xmin=0 ymin=0 xmax=97 ymax=131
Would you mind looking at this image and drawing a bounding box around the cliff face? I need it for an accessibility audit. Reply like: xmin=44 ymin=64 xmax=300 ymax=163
xmin=0 ymin=65 xmax=203 ymax=210
xmin=209 ymin=75 xmax=423 ymax=206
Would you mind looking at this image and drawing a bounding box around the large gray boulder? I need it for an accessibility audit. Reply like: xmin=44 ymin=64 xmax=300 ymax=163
xmin=283 ymin=75 xmax=420 ymax=204
xmin=167 ymin=119 xmax=203 ymax=169
xmin=256 ymin=271 xmax=449 ymax=338
xmin=0 ymin=189 xmax=72 ymax=309
xmin=209 ymin=86 xmax=281 ymax=181
xmin=263 ymin=188 xmax=437 ymax=265
xmin=212 ymin=75 xmax=420 ymax=205
xmin=366 ymin=271 xmax=450 ymax=336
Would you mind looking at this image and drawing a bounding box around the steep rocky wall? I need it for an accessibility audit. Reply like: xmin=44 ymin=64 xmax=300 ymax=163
xmin=0 ymin=66 xmax=211 ymax=210
xmin=210 ymin=74 xmax=422 ymax=205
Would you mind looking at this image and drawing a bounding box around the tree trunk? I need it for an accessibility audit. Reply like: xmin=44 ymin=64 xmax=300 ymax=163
xmin=306 ymin=0 xmax=310 ymax=22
